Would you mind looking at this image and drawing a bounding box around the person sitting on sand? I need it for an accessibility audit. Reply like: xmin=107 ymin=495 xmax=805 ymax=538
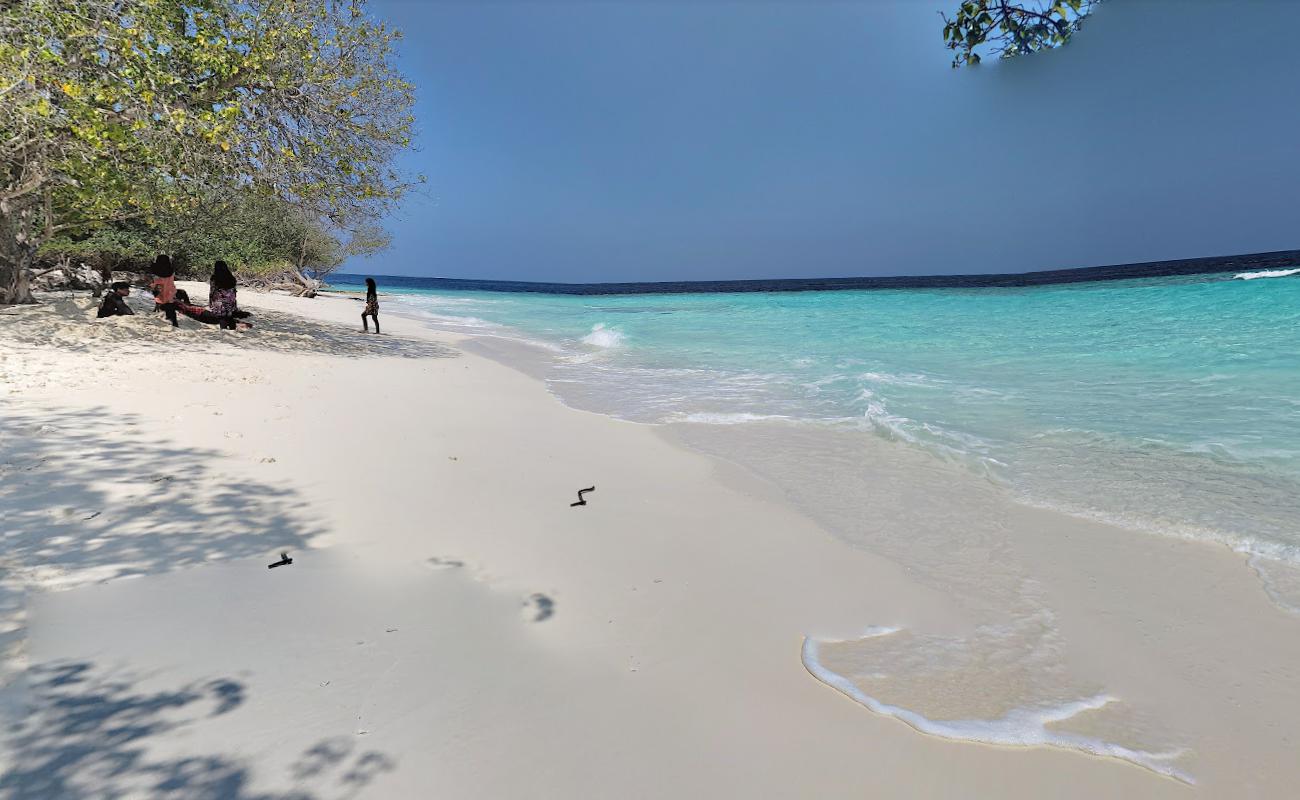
xmin=96 ymin=282 xmax=134 ymax=318
xmin=362 ymin=277 xmax=380 ymax=334
xmin=208 ymin=260 xmax=240 ymax=330
xmin=148 ymin=254 xmax=178 ymax=327
xmin=174 ymin=289 xmax=252 ymax=329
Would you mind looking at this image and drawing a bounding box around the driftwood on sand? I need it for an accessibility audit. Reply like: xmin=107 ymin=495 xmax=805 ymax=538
xmin=238 ymin=268 xmax=322 ymax=298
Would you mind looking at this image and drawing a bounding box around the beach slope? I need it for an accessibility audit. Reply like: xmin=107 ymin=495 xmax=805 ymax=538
xmin=1 ymin=287 xmax=1293 ymax=797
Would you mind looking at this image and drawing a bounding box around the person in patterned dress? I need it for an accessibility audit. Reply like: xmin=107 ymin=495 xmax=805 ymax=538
xmin=362 ymin=277 xmax=380 ymax=334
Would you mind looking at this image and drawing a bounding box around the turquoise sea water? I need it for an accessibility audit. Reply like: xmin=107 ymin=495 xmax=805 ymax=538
xmin=357 ymin=269 xmax=1300 ymax=567
xmin=331 ymin=267 xmax=1300 ymax=777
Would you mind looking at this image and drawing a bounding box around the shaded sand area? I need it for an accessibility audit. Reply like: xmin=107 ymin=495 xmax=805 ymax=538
xmin=1 ymin=286 xmax=1297 ymax=797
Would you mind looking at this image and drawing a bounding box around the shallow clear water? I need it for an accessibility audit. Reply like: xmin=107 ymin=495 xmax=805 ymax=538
xmin=332 ymin=268 xmax=1300 ymax=778
xmin=344 ymin=269 xmax=1300 ymax=568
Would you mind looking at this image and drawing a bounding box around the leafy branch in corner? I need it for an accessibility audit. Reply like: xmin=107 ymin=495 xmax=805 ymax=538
xmin=942 ymin=0 xmax=1100 ymax=67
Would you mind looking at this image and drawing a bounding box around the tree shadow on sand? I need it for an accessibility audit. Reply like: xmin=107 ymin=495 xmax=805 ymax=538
xmin=1 ymin=661 xmax=395 ymax=800
xmin=0 ymin=406 xmax=327 ymax=688
xmin=0 ymin=294 xmax=458 ymax=360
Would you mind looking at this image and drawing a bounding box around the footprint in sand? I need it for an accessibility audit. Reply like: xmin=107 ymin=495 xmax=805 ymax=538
xmin=426 ymin=557 xmax=464 ymax=570
xmin=522 ymin=593 xmax=555 ymax=623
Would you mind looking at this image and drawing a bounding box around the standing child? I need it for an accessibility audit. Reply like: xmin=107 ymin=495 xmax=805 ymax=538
xmin=362 ymin=277 xmax=380 ymax=334
xmin=148 ymin=254 xmax=178 ymax=327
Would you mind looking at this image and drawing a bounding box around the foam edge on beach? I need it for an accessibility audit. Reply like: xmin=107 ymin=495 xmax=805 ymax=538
xmin=799 ymin=630 xmax=1194 ymax=784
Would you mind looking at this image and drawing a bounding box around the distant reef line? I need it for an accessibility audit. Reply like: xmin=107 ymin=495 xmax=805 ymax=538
xmin=334 ymin=248 xmax=1300 ymax=295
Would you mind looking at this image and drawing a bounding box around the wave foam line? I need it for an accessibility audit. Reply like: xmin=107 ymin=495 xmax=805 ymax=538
xmin=801 ymin=631 xmax=1192 ymax=783
xmin=386 ymin=301 xmax=567 ymax=353
xmin=671 ymin=412 xmax=793 ymax=425
xmin=1234 ymin=268 xmax=1300 ymax=280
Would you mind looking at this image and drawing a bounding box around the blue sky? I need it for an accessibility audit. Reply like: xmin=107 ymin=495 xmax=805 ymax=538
xmin=344 ymin=0 xmax=1300 ymax=282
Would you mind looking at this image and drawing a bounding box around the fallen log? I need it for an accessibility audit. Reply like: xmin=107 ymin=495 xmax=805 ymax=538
xmin=239 ymin=268 xmax=321 ymax=297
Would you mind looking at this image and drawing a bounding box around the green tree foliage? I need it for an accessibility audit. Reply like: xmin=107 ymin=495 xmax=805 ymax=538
xmin=37 ymin=192 xmax=386 ymax=289
xmin=942 ymin=0 xmax=1100 ymax=67
xmin=37 ymin=225 xmax=153 ymax=273
xmin=155 ymin=193 xmax=342 ymax=279
xmin=1 ymin=0 xmax=417 ymax=303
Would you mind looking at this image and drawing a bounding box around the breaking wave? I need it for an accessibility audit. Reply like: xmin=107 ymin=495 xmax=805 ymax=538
xmin=1234 ymin=268 xmax=1300 ymax=280
xmin=581 ymin=323 xmax=625 ymax=348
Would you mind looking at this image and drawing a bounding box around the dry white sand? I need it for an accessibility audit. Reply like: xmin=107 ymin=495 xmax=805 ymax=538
xmin=1 ymin=285 xmax=1296 ymax=798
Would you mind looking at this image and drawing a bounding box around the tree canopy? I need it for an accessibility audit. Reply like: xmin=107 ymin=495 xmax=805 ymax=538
xmin=1 ymin=0 xmax=418 ymax=303
xmin=38 ymin=192 xmax=387 ymax=286
xmin=942 ymin=0 xmax=1100 ymax=67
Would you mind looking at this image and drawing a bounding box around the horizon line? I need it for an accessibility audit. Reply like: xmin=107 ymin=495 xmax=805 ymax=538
xmin=332 ymin=247 xmax=1300 ymax=295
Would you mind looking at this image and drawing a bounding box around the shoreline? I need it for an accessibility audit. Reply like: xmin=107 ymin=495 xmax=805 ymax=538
xmin=361 ymin=287 xmax=1300 ymax=790
xmin=2 ymin=286 xmax=1296 ymax=796
xmin=446 ymin=306 xmax=1300 ymax=619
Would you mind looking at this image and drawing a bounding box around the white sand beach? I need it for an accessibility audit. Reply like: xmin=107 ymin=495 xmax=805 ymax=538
xmin=2 ymin=286 xmax=1298 ymax=798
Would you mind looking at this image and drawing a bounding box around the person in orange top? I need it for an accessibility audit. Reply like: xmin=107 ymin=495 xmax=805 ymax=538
xmin=148 ymin=254 xmax=178 ymax=327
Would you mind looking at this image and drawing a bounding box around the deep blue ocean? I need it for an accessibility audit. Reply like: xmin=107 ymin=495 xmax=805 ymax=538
xmin=331 ymin=260 xmax=1300 ymax=566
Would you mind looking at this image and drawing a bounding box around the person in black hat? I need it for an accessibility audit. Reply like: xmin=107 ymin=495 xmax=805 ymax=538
xmin=148 ymin=254 xmax=179 ymax=327
xmin=96 ymin=282 xmax=134 ymax=318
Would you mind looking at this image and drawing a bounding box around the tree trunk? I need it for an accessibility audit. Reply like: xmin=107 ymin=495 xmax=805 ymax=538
xmin=291 ymin=232 xmax=319 ymax=297
xmin=0 ymin=214 xmax=38 ymax=305
xmin=290 ymin=267 xmax=319 ymax=298
xmin=0 ymin=254 xmax=36 ymax=304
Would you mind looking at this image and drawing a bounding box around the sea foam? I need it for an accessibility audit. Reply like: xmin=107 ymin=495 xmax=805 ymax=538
xmin=672 ymin=411 xmax=793 ymax=425
xmin=1234 ymin=268 xmax=1300 ymax=280
xmin=801 ymin=629 xmax=1192 ymax=783
xmin=581 ymin=323 xmax=625 ymax=348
